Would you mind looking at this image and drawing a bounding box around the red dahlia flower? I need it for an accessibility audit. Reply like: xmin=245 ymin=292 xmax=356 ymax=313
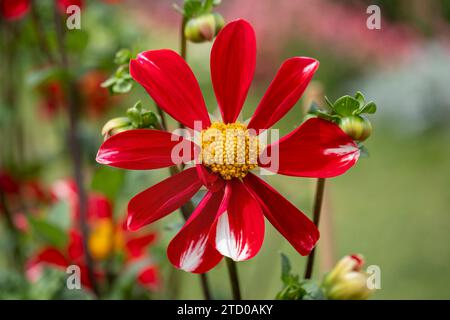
xmin=28 ymin=180 xmax=160 ymax=290
xmin=0 ymin=0 xmax=30 ymax=21
xmin=96 ymin=19 xmax=360 ymax=273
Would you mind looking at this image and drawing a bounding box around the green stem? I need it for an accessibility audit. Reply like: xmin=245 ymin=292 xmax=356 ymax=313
xmin=304 ymin=178 xmax=326 ymax=279
xmin=226 ymin=257 xmax=242 ymax=300
xmin=31 ymin=1 xmax=55 ymax=63
xmin=0 ymin=192 xmax=24 ymax=271
xmin=52 ymin=4 xmax=100 ymax=298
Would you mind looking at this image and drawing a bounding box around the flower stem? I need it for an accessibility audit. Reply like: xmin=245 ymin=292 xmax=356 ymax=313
xmin=180 ymin=17 xmax=187 ymax=60
xmin=178 ymin=16 xmax=187 ymax=138
xmin=0 ymin=192 xmax=24 ymax=271
xmin=226 ymin=257 xmax=242 ymax=300
xmin=52 ymin=4 xmax=100 ymax=298
xmin=304 ymin=177 xmax=326 ymax=279
xmin=31 ymin=2 xmax=54 ymax=63
xmin=200 ymin=274 xmax=213 ymax=300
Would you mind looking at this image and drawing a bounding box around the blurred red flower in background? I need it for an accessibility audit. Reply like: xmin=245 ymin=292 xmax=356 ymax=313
xmin=37 ymin=70 xmax=115 ymax=119
xmin=27 ymin=179 xmax=160 ymax=291
xmin=0 ymin=170 xmax=51 ymax=231
xmin=0 ymin=0 xmax=30 ymax=21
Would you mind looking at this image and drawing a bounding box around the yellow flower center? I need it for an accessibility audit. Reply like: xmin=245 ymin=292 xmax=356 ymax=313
xmin=200 ymin=122 xmax=259 ymax=180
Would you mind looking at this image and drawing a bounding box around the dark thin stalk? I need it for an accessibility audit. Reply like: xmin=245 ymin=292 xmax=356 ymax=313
xmin=0 ymin=192 xmax=23 ymax=271
xmin=225 ymin=257 xmax=242 ymax=300
xmin=52 ymin=4 xmax=100 ymax=298
xmin=31 ymin=2 xmax=55 ymax=63
xmin=304 ymin=178 xmax=326 ymax=279
xmin=200 ymin=274 xmax=213 ymax=300
xmin=178 ymin=16 xmax=187 ymax=132
xmin=1 ymin=23 xmax=25 ymax=269
xmin=180 ymin=17 xmax=187 ymax=60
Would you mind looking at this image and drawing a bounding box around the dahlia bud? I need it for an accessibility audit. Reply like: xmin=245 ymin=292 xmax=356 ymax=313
xmin=101 ymin=117 xmax=132 ymax=139
xmin=338 ymin=115 xmax=372 ymax=142
xmin=322 ymin=254 xmax=373 ymax=300
xmin=184 ymin=13 xmax=224 ymax=43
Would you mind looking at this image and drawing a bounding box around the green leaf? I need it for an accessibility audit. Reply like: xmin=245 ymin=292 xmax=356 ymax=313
xmin=183 ymin=0 xmax=203 ymax=18
xmin=315 ymin=110 xmax=340 ymax=122
xmin=300 ymin=281 xmax=326 ymax=300
xmin=112 ymin=78 xmax=133 ymax=94
xmin=324 ymin=96 xmax=334 ymax=109
xmin=47 ymin=200 xmax=71 ymax=230
xmin=354 ymin=91 xmax=365 ymax=108
xmin=114 ymin=49 xmax=132 ymax=65
xmin=359 ymin=101 xmax=377 ymax=114
xmin=28 ymin=217 xmax=68 ymax=249
xmin=332 ymin=95 xmax=360 ymax=116
xmin=276 ymin=285 xmax=304 ymax=300
xmin=280 ymin=253 xmax=292 ymax=284
xmin=141 ymin=111 xmax=158 ymax=128
xmin=91 ymin=166 xmax=125 ymax=202
xmin=203 ymin=0 xmax=215 ymax=11
xmin=101 ymin=76 xmax=116 ymax=88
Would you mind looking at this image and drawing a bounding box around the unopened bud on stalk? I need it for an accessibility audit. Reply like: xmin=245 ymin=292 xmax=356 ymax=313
xmin=185 ymin=13 xmax=225 ymax=43
xmin=322 ymin=254 xmax=373 ymax=300
xmin=102 ymin=117 xmax=132 ymax=140
xmin=338 ymin=115 xmax=372 ymax=142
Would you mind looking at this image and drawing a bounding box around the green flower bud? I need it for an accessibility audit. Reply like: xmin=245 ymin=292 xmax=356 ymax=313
xmin=326 ymin=273 xmax=372 ymax=300
xmin=338 ymin=115 xmax=372 ymax=142
xmin=102 ymin=117 xmax=132 ymax=139
xmin=185 ymin=13 xmax=224 ymax=43
xmin=322 ymin=254 xmax=373 ymax=300
xmin=141 ymin=111 xmax=158 ymax=128
xmin=212 ymin=12 xmax=225 ymax=33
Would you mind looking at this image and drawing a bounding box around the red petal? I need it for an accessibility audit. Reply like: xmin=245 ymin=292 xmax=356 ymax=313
xmin=130 ymin=50 xmax=210 ymax=129
xmin=209 ymin=180 xmax=264 ymax=261
xmin=260 ymin=118 xmax=359 ymax=178
xmin=1 ymin=0 xmax=30 ymax=21
xmin=244 ymin=173 xmax=319 ymax=256
xmin=137 ymin=265 xmax=160 ymax=290
xmin=127 ymin=167 xmax=202 ymax=231
xmin=28 ymin=247 xmax=69 ymax=269
xmin=87 ymin=194 xmax=112 ymax=220
xmin=125 ymin=233 xmax=157 ymax=259
xmin=96 ymin=129 xmax=195 ymax=170
xmin=196 ymin=164 xmax=224 ymax=192
xmin=26 ymin=247 xmax=68 ymax=282
xmin=211 ymin=19 xmax=256 ymax=123
xmin=167 ymin=191 xmax=224 ymax=273
xmin=248 ymin=57 xmax=319 ymax=131
xmin=67 ymin=229 xmax=84 ymax=262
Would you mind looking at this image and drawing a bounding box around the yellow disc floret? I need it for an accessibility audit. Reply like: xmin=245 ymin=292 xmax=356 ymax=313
xmin=200 ymin=122 xmax=259 ymax=180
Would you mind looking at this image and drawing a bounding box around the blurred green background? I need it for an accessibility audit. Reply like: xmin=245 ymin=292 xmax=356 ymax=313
xmin=1 ymin=0 xmax=450 ymax=299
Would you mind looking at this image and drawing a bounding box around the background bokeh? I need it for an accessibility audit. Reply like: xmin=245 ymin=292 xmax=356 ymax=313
xmin=1 ymin=0 xmax=450 ymax=299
